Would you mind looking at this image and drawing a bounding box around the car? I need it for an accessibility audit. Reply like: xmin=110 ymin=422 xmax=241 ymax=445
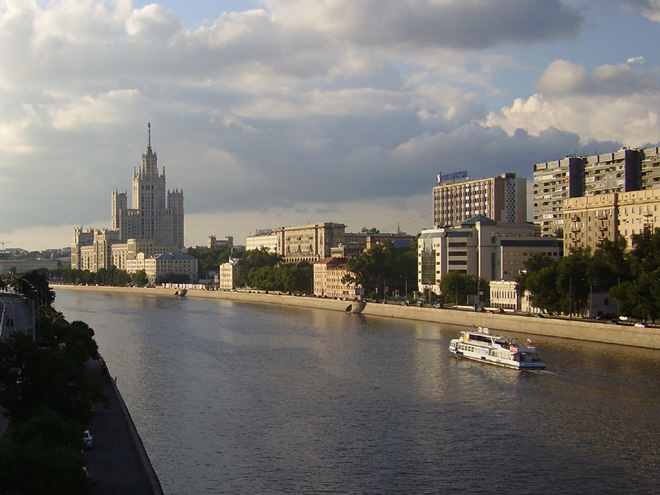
xmin=82 ymin=430 xmax=93 ymax=449
xmin=634 ymin=322 xmax=648 ymax=328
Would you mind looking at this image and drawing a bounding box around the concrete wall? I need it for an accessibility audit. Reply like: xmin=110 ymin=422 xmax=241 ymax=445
xmin=53 ymin=286 xmax=660 ymax=350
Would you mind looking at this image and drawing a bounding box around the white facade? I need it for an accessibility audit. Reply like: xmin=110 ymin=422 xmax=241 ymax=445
xmin=219 ymin=260 xmax=240 ymax=290
xmin=126 ymin=253 xmax=198 ymax=284
xmin=418 ymin=216 xmax=562 ymax=295
xmin=246 ymin=230 xmax=278 ymax=252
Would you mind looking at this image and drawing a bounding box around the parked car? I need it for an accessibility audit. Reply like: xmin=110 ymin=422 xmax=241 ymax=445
xmin=82 ymin=430 xmax=93 ymax=449
xmin=634 ymin=322 xmax=648 ymax=328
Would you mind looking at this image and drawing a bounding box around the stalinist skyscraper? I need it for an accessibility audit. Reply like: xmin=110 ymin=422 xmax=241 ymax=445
xmin=111 ymin=123 xmax=184 ymax=249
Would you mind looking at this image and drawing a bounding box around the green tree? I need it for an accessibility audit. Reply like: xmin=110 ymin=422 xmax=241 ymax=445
xmin=0 ymin=329 xmax=106 ymax=426
xmin=0 ymin=409 xmax=95 ymax=494
xmin=344 ymin=242 xmax=417 ymax=299
xmin=14 ymin=269 xmax=56 ymax=306
xmin=439 ymin=272 xmax=487 ymax=306
xmin=131 ymin=269 xmax=149 ymax=286
xmin=234 ymin=248 xmax=282 ymax=288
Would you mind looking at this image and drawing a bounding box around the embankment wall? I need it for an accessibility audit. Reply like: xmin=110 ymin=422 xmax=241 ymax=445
xmin=53 ymin=285 xmax=660 ymax=350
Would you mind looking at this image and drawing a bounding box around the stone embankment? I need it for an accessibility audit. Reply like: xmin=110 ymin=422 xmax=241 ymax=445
xmin=53 ymin=285 xmax=660 ymax=350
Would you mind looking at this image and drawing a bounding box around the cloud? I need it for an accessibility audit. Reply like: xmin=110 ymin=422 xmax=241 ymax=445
xmin=266 ymin=0 xmax=583 ymax=51
xmin=0 ymin=0 xmax=656 ymax=252
xmin=487 ymin=59 xmax=660 ymax=145
xmin=537 ymin=59 xmax=660 ymax=96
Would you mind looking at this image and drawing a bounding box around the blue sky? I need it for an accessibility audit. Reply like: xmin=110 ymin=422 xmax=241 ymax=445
xmin=2 ymin=0 xmax=660 ymax=250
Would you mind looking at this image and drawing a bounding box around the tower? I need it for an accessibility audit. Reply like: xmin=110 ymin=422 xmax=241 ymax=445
xmin=111 ymin=123 xmax=184 ymax=249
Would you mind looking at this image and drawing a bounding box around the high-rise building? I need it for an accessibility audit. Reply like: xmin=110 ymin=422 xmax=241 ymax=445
xmin=533 ymin=156 xmax=586 ymax=237
xmin=112 ymin=123 xmax=184 ymax=249
xmin=433 ymin=173 xmax=527 ymax=228
xmin=72 ymin=124 xmax=186 ymax=273
xmin=534 ymin=148 xmax=645 ymax=237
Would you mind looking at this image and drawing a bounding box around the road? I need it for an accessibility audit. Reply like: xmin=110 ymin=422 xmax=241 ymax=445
xmin=0 ymin=292 xmax=34 ymax=339
xmin=84 ymin=359 xmax=164 ymax=495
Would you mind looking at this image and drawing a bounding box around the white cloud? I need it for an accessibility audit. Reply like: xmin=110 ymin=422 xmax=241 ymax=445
xmin=487 ymin=59 xmax=660 ymax=146
xmin=49 ymin=89 xmax=142 ymax=130
xmin=1 ymin=1 xmax=659 ymax=251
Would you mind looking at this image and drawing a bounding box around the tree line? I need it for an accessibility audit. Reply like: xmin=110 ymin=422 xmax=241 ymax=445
xmin=518 ymin=228 xmax=660 ymax=321
xmin=0 ymin=273 xmax=107 ymax=493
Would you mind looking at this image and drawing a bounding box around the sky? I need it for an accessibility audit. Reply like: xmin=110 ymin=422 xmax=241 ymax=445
xmin=2 ymin=0 xmax=660 ymax=251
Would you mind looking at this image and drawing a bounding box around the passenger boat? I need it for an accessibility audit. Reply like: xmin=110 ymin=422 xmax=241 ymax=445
xmin=449 ymin=327 xmax=546 ymax=370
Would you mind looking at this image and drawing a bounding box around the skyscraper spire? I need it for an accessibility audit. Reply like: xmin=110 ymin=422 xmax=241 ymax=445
xmin=147 ymin=122 xmax=152 ymax=151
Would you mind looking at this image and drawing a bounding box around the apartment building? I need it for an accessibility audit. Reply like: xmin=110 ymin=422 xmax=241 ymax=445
xmin=313 ymin=257 xmax=357 ymax=298
xmin=534 ymin=147 xmax=658 ymax=237
xmin=433 ymin=173 xmax=527 ymax=227
xmin=564 ymin=188 xmax=660 ymax=252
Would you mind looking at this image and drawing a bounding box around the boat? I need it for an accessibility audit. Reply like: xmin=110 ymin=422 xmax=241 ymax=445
xmin=449 ymin=326 xmax=546 ymax=370
xmin=174 ymin=288 xmax=187 ymax=297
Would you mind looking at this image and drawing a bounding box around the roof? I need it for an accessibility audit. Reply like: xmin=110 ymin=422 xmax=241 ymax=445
xmin=461 ymin=215 xmax=497 ymax=226
xmin=155 ymin=253 xmax=196 ymax=260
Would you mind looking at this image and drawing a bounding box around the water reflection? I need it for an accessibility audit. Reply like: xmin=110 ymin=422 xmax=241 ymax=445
xmin=55 ymin=290 xmax=660 ymax=494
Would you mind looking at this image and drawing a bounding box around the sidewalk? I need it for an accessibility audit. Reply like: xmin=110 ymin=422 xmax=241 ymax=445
xmin=85 ymin=359 xmax=164 ymax=495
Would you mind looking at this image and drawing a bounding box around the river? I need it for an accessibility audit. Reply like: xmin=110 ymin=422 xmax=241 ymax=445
xmin=54 ymin=289 xmax=660 ymax=494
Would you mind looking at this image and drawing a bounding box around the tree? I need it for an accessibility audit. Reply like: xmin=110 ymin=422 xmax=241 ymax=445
xmin=14 ymin=269 xmax=56 ymax=306
xmin=344 ymin=242 xmax=417 ymax=299
xmin=234 ymin=248 xmax=282 ymax=288
xmin=0 ymin=329 xmax=106 ymax=426
xmin=439 ymin=272 xmax=487 ymax=306
xmin=131 ymin=270 xmax=149 ymax=286
xmin=0 ymin=409 xmax=95 ymax=494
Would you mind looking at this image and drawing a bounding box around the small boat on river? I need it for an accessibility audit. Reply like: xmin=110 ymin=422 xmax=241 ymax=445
xmin=449 ymin=326 xmax=545 ymax=370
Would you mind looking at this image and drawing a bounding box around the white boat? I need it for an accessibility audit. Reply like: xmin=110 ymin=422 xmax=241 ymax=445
xmin=449 ymin=327 xmax=546 ymax=370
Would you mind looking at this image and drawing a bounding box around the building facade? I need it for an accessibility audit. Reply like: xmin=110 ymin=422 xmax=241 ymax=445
xmin=313 ymin=257 xmax=357 ymax=298
xmin=245 ymin=230 xmax=278 ymax=252
xmin=332 ymin=231 xmax=416 ymax=258
xmin=533 ymin=156 xmax=586 ymax=237
xmin=207 ymin=236 xmax=233 ymax=250
xmin=0 ymin=259 xmax=59 ymax=276
xmin=111 ymin=123 xmax=184 ymax=249
xmin=534 ymin=147 xmax=659 ymax=237
xmin=276 ymin=222 xmax=346 ymax=263
xmin=418 ymin=216 xmax=562 ymax=295
xmin=126 ymin=253 xmax=198 ymax=285
xmin=433 ymin=173 xmax=527 ymax=227
xmin=564 ymin=188 xmax=660 ymax=252
xmin=72 ymin=124 xmax=185 ymax=273
xmin=219 ymin=259 xmax=240 ymax=290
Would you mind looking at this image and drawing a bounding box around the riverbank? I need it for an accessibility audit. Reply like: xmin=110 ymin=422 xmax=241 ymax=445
xmin=53 ymin=285 xmax=660 ymax=350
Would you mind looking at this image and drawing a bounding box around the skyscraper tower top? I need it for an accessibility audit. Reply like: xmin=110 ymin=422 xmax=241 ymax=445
xmin=139 ymin=122 xmax=162 ymax=179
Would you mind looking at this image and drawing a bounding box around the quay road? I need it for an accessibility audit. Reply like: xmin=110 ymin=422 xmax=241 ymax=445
xmin=85 ymin=359 xmax=163 ymax=495
xmin=0 ymin=292 xmax=34 ymax=339
xmin=0 ymin=292 xmax=163 ymax=495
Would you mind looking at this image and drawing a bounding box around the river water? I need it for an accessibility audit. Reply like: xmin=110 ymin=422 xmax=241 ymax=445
xmin=54 ymin=290 xmax=660 ymax=494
